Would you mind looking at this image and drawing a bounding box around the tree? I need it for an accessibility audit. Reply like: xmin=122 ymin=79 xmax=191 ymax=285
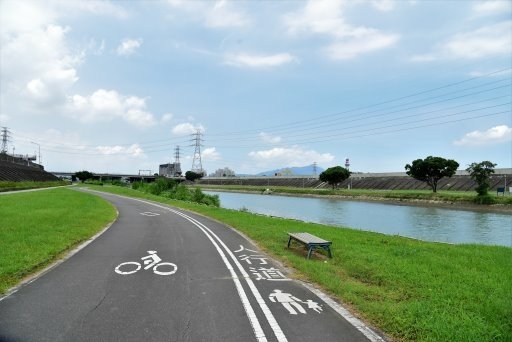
xmin=466 ymin=161 xmax=496 ymax=196
xmin=319 ymin=166 xmax=350 ymax=189
xmin=185 ymin=171 xmax=203 ymax=182
xmin=405 ymin=156 xmax=459 ymax=193
xmin=75 ymin=170 xmax=94 ymax=183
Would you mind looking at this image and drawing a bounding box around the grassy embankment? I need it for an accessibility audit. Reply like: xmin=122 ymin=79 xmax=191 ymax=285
xmin=81 ymin=184 xmax=512 ymax=341
xmin=0 ymin=180 xmax=69 ymax=192
xmin=193 ymin=184 xmax=512 ymax=205
xmin=0 ymin=188 xmax=116 ymax=295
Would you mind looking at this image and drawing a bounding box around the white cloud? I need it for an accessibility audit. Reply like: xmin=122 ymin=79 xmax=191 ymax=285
xmin=472 ymin=0 xmax=511 ymax=16
xmin=326 ymin=29 xmax=399 ymax=60
xmin=168 ymin=0 xmax=250 ymax=28
xmin=205 ymin=0 xmax=250 ymax=28
xmin=284 ymin=0 xmax=399 ymax=60
xmin=0 ymin=114 xmax=10 ymax=124
xmin=224 ymin=53 xmax=297 ymax=68
xmin=259 ymin=132 xmax=282 ymax=144
xmin=161 ymin=113 xmax=174 ymax=123
xmin=371 ymin=0 xmax=396 ymax=12
xmin=117 ymin=38 xmax=143 ymax=56
xmin=412 ymin=21 xmax=512 ymax=61
xmin=202 ymin=147 xmax=220 ymax=161
xmin=68 ymin=89 xmax=156 ymax=127
xmin=248 ymin=146 xmax=335 ymax=167
xmin=171 ymin=122 xmax=205 ymax=135
xmin=96 ymin=144 xmax=144 ymax=157
xmin=454 ymin=125 xmax=512 ymax=146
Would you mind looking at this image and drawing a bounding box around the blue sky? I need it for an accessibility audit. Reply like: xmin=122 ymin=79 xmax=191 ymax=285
xmin=1 ymin=0 xmax=511 ymax=174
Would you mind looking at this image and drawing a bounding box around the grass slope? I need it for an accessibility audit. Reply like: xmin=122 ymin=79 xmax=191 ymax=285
xmin=0 ymin=180 xmax=69 ymax=192
xmin=81 ymin=185 xmax=512 ymax=341
xmin=0 ymin=188 xmax=116 ymax=294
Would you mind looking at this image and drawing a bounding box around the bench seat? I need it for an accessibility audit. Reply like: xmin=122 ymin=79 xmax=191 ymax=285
xmin=287 ymin=232 xmax=332 ymax=259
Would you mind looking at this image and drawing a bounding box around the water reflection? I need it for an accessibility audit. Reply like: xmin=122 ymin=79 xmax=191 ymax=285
xmin=205 ymin=191 xmax=512 ymax=247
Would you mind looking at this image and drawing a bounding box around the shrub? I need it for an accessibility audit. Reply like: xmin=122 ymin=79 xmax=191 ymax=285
xmin=473 ymin=194 xmax=496 ymax=205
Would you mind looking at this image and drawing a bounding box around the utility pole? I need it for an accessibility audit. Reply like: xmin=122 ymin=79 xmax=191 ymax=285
xmin=1 ymin=127 xmax=11 ymax=154
xmin=190 ymin=129 xmax=204 ymax=175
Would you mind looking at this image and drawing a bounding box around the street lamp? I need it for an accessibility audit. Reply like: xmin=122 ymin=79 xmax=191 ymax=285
xmin=30 ymin=141 xmax=41 ymax=165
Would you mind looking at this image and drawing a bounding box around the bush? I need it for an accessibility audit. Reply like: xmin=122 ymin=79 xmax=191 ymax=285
xmin=473 ymin=194 xmax=496 ymax=205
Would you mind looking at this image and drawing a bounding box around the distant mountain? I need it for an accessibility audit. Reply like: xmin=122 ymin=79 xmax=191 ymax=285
xmin=256 ymin=165 xmax=324 ymax=176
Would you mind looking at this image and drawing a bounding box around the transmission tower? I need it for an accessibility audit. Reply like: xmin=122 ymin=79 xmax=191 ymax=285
xmin=190 ymin=130 xmax=204 ymax=174
xmin=313 ymin=162 xmax=317 ymax=176
xmin=1 ymin=127 xmax=11 ymax=154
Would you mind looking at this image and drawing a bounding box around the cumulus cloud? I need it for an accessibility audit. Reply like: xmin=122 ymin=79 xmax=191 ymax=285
xmin=68 ymin=89 xmax=156 ymax=127
xmin=168 ymin=0 xmax=250 ymax=28
xmin=248 ymin=146 xmax=334 ymax=167
xmin=472 ymin=0 xmax=511 ymax=17
xmin=284 ymin=0 xmax=399 ymax=60
xmin=117 ymin=38 xmax=143 ymax=56
xmin=224 ymin=53 xmax=297 ymax=68
xmin=259 ymin=132 xmax=282 ymax=144
xmin=171 ymin=122 xmax=205 ymax=135
xmin=96 ymin=144 xmax=144 ymax=157
xmin=412 ymin=21 xmax=512 ymax=61
xmin=161 ymin=113 xmax=173 ymax=123
xmin=454 ymin=125 xmax=512 ymax=146
xmin=202 ymin=147 xmax=220 ymax=161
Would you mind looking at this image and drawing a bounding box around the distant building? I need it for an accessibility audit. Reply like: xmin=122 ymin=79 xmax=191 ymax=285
xmin=210 ymin=167 xmax=235 ymax=177
xmin=159 ymin=162 xmax=182 ymax=177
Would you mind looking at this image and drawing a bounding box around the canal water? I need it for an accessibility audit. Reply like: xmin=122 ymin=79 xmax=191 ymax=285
xmin=204 ymin=191 xmax=512 ymax=247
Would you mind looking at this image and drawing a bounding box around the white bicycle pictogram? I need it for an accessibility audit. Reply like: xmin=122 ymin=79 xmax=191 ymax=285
xmin=115 ymin=250 xmax=177 ymax=276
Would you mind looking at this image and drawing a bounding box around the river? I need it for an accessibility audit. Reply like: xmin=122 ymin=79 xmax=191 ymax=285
xmin=204 ymin=191 xmax=512 ymax=247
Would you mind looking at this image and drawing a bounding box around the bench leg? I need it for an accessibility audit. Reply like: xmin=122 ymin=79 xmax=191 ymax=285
xmin=327 ymin=247 xmax=332 ymax=258
xmin=307 ymin=246 xmax=313 ymax=259
xmin=287 ymin=236 xmax=292 ymax=248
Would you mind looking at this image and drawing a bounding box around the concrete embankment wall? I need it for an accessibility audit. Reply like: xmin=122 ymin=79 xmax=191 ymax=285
xmin=197 ymin=169 xmax=512 ymax=191
xmin=0 ymin=160 xmax=59 ymax=182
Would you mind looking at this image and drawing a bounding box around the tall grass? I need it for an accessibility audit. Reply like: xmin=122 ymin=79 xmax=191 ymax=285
xmin=128 ymin=178 xmax=220 ymax=206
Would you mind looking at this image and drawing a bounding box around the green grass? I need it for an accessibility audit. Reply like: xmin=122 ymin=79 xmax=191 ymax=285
xmin=0 ymin=188 xmax=117 ymax=294
xmin=81 ymin=184 xmax=512 ymax=341
xmin=193 ymin=184 xmax=512 ymax=205
xmin=0 ymin=180 xmax=70 ymax=192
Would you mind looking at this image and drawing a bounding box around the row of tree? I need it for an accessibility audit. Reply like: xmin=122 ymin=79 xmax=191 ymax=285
xmin=319 ymin=156 xmax=497 ymax=197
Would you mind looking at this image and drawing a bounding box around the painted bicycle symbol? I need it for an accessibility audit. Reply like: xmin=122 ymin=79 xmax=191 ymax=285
xmin=115 ymin=250 xmax=177 ymax=276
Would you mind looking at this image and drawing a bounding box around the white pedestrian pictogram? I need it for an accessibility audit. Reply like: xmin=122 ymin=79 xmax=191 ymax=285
xmin=269 ymin=289 xmax=323 ymax=315
xmin=115 ymin=251 xmax=177 ymax=276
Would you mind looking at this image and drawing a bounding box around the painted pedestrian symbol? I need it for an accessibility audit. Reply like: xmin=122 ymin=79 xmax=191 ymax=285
xmin=269 ymin=289 xmax=323 ymax=315
xmin=115 ymin=251 xmax=177 ymax=276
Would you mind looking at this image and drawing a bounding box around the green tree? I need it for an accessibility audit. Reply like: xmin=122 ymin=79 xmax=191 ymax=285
xmin=405 ymin=156 xmax=459 ymax=193
xmin=466 ymin=161 xmax=496 ymax=196
xmin=74 ymin=170 xmax=94 ymax=183
xmin=185 ymin=171 xmax=203 ymax=182
xmin=319 ymin=166 xmax=351 ymax=189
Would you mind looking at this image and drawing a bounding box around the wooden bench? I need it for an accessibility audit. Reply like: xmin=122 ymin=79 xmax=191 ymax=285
xmin=287 ymin=232 xmax=332 ymax=259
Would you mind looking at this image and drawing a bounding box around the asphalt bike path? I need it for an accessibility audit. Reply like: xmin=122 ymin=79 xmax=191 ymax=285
xmin=0 ymin=189 xmax=382 ymax=341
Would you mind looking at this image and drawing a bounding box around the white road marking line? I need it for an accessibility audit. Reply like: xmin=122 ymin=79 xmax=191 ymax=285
xmin=168 ymin=209 xmax=288 ymax=342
